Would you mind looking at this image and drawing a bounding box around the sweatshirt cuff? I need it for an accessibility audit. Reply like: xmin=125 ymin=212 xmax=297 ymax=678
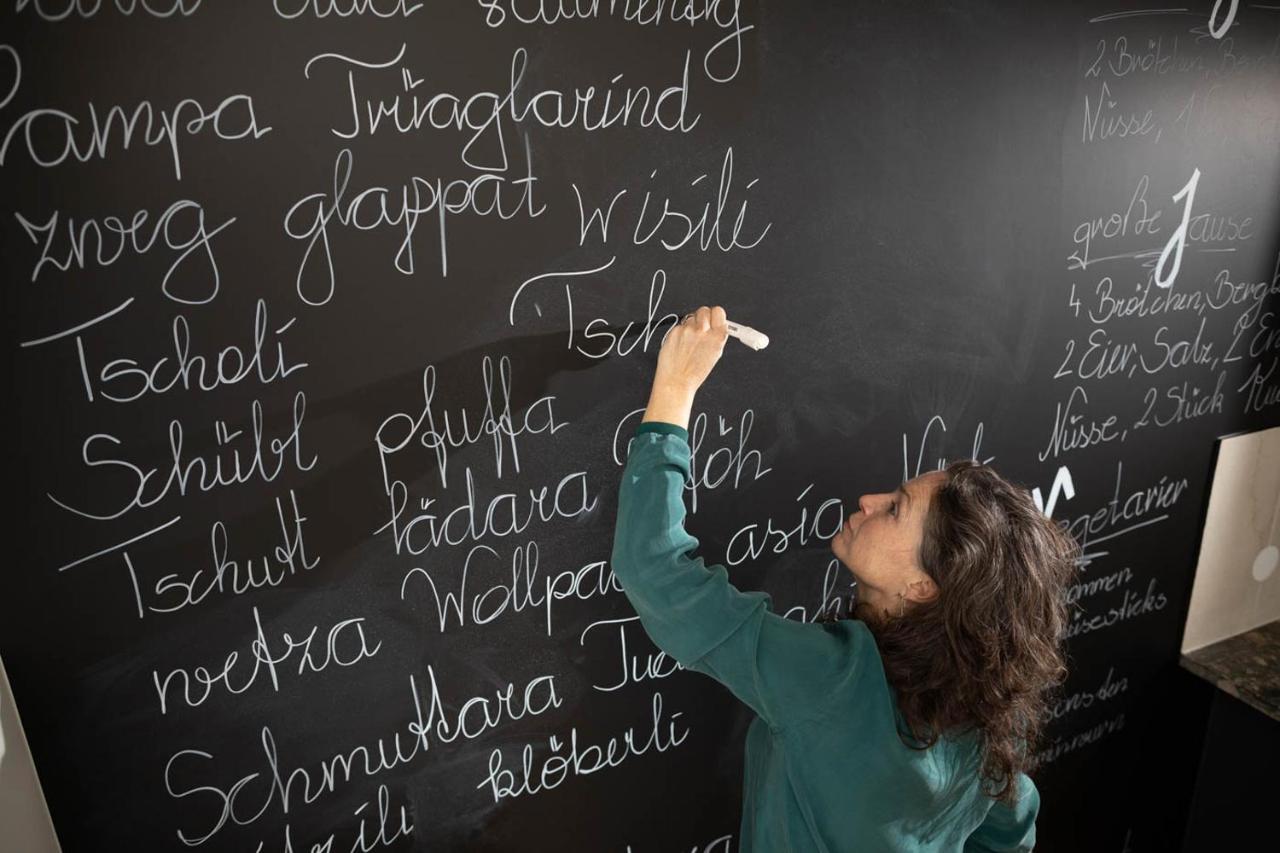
xmin=634 ymin=421 xmax=689 ymax=443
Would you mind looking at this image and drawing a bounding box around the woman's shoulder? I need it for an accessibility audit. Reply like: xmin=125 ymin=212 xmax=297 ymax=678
xmin=832 ymin=617 xmax=886 ymax=667
xmin=781 ymin=617 xmax=895 ymax=719
xmin=792 ymin=615 xmax=883 ymax=664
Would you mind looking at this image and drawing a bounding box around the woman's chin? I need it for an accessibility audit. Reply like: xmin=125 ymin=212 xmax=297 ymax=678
xmin=831 ymin=551 xmax=857 ymax=577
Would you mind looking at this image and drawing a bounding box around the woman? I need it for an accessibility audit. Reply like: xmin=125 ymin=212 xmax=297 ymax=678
xmin=611 ymin=306 xmax=1078 ymax=852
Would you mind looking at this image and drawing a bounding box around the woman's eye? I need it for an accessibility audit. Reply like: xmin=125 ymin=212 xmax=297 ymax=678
xmin=889 ymin=500 xmax=898 ymax=517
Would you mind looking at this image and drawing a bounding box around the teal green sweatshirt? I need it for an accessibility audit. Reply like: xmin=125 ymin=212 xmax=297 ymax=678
xmin=611 ymin=422 xmax=1040 ymax=852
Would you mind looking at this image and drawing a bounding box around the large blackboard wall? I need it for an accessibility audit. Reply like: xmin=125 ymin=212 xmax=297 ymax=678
xmin=2 ymin=1 xmax=1278 ymax=851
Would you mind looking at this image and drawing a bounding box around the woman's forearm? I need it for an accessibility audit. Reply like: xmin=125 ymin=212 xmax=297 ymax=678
xmin=642 ymin=380 xmax=697 ymax=430
xmin=612 ymin=423 xmax=768 ymax=672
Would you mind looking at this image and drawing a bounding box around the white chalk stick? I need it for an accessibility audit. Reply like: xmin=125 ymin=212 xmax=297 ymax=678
xmin=726 ymin=321 xmax=769 ymax=350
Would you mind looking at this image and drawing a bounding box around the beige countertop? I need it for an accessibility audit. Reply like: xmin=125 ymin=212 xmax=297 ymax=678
xmin=1179 ymin=619 xmax=1280 ymax=723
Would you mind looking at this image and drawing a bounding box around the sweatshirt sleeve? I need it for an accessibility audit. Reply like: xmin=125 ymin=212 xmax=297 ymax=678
xmin=964 ymin=773 xmax=1040 ymax=852
xmin=610 ymin=421 xmax=874 ymax=729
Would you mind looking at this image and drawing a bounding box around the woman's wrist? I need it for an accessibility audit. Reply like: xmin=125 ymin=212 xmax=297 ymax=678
xmin=642 ymin=378 xmax=697 ymax=430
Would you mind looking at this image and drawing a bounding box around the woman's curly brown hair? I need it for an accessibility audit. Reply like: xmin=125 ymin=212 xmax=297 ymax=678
xmin=857 ymin=459 xmax=1080 ymax=808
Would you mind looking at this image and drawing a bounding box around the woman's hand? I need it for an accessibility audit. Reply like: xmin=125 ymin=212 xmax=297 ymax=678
xmin=642 ymin=305 xmax=729 ymax=430
xmin=656 ymin=305 xmax=730 ymax=393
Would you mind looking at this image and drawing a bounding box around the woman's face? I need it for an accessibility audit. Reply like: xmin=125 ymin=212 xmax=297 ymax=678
xmin=830 ymin=470 xmax=947 ymax=614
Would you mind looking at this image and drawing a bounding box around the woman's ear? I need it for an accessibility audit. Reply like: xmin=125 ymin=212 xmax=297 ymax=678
xmin=908 ymin=576 xmax=939 ymax=604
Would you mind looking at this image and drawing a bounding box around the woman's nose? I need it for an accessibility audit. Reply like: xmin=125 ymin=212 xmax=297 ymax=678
xmin=859 ymin=493 xmax=887 ymax=515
